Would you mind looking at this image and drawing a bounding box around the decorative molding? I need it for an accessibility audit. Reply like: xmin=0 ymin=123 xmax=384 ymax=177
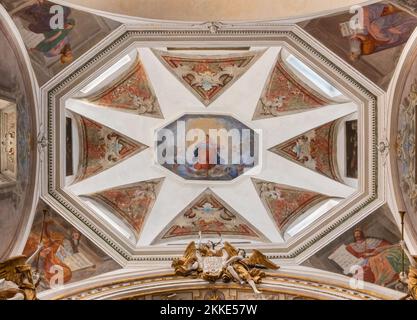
xmin=0 ymin=103 xmax=17 ymax=182
xmin=192 ymin=22 xmax=229 ymax=34
xmin=38 ymin=267 xmax=405 ymax=300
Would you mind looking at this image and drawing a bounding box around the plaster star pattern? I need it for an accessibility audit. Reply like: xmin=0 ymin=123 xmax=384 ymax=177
xmin=73 ymin=113 xmax=148 ymax=183
xmin=253 ymin=53 xmax=332 ymax=120
xmin=83 ymin=179 xmax=163 ymax=239
xmin=269 ymin=119 xmax=342 ymax=182
xmin=153 ymin=49 xmax=265 ymax=106
xmin=41 ymin=26 xmax=379 ymax=266
xmin=153 ymin=189 xmax=267 ymax=243
xmin=88 ymin=57 xmax=163 ymax=118
xmin=252 ymin=179 xmax=330 ymax=233
xmin=397 ymin=78 xmax=417 ymax=212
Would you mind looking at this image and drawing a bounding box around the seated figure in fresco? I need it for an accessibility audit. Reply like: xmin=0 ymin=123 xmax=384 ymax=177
xmin=349 ymin=3 xmax=417 ymax=61
xmin=192 ymin=134 xmax=222 ymax=172
xmin=190 ymin=135 xmax=246 ymax=180
xmin=15 ymin=0 xmax=75 ymax=63
xmin=24 ymin=220 xmax=72 ymax=289
xmin=346 ymin=228 xmax=405 ymax=286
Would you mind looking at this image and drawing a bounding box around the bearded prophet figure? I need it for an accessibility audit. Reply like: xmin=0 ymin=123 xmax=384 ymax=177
xmin=349 ymin=3 xmax=417 ymax=61
xmin=345 ymin=228 xmax=404 ymax=286
xmin=15 ymin=0 xmax=75 ymax=63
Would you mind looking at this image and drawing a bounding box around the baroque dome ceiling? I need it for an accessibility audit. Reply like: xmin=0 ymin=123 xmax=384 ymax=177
xmin=1 ymin=0 xmax=417 ymax=300
xmin=47 ymin=35 xmax=368 ymax=262
xmin=66 ymin=43 xmax=357 ymax=247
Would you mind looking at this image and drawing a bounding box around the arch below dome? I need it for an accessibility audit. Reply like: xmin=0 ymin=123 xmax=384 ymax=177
xmin=38 ymin=266 xmax=405 ymax=300
xmin=0 ymin=6 xmax=38 ymax=260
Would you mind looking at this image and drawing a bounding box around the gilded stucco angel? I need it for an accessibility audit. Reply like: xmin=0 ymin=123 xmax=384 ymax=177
xmin=0 ymin=244 xmax=43 ymax=300
xmin=400 ymin=241 xmax=417 ymax=300
xmin=172 ymin=233 xmax=279 ymax=295
xmin=171 ymin=232 xmax=222 ymax=278
xmin=221 ymin=242 xmax=279 ymax=295
xmin=172 ymin=241 xmax=201 ymax=277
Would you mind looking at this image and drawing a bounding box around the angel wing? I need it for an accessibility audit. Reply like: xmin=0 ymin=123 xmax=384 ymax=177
xmin=243 ymin=250 xmax=279 ymax=270
xmin=172 ymin=241 xmax=197 ymax=271
xmin=223 ymin=242 xmax=239 ymax=258
xmin=0 ymin=256 xmax=27 ymax=283
xmin=182 ymin=241 xmax=197 ymax=261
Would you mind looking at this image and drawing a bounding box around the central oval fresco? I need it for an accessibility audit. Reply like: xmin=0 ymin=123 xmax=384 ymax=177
xmin=155 ymin=114 xmax=260 ymax=181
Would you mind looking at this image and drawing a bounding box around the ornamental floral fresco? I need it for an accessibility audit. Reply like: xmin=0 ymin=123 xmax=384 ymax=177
xmin=299 ymin=1 xmax=417 ymax=89
xmin=72 ymin=112 xmax=148 ymax=183
xmin=23 ymin=201 xmax=120 ymax=291
xmin=253 ymin=53 xmax=332 ymax=120
xmin=153 ymin=188 xmax=267 ymax=244
xmin=82 ymin=179 xmax=164 ymax=240
xmin=269 ymin=118 xmax=342 ymax=182
xmin=252 ymin=178 xmax=331 ymax=234
xmin=1 ymin=0 xmax=120 ymax=85
xmin=153 ymin=49 xmax=265 ymax=106
xmin=303 ymin=206 xmax=409 ymax=291
xmin=87 ymin=57 xmax=163 ymax=118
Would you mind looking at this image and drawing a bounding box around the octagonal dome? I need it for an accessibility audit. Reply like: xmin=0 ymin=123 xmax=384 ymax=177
xmin=37 ymin=24 xmax=381 ymax=268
